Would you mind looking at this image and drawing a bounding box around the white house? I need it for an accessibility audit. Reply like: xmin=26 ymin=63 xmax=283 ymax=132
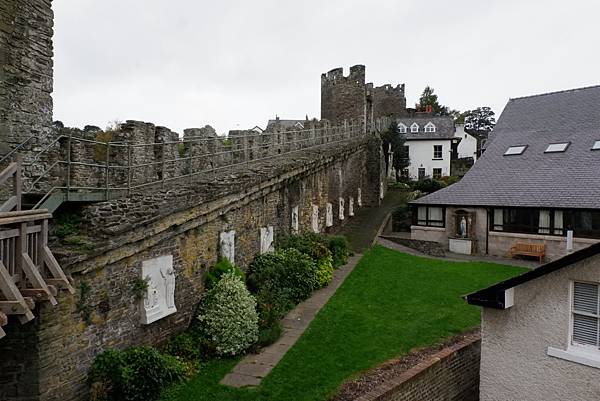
xmin=454 ymin=123 xmax=478 ymax=161
xmin=396 ymin=116 xmax=458 ymax=180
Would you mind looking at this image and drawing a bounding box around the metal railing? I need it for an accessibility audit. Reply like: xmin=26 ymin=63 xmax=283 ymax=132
xmin=6 ymin=121 xmax=369 ymax=209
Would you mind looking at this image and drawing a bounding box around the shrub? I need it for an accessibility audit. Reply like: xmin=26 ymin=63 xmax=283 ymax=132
xmin=204 ymin=259 xmax=245 ymax=291
xmin=389 ymin=181 xmax=410 ymax=190
xmin=247 ymin=248 xmax=319 ymax=305
xmin=198 ymin=272 xmax=258 ymax=356
xmin=327 ymin=235 xmax=351 ymax=268
xmin=439 ymin=175 xmax=460 ymax=185
xmin=164 ymin=330 xmax=203 ymax=362
xmin=253 ymin=289 xmax=288 ymax=348
xmin=410 ymin=179 xmax=447 ymax=194
xmin=88 ymin=346 xmax=187 ymax=401
xmin=392 ymin=205 xmax=412 ymax=232
xmin=278 ymin=233 xmax=333 ymax=287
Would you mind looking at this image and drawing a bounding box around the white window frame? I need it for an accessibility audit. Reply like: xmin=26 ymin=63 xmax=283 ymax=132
xmin=547 ymin=280 xmax=600 ymax=369
xmin=545 ymin=142 xmax=570 ymax=153
xmin=424 ymin=122 xmax=436 ymax=133
xmin=433 ymin=145 xmax=443 ymax=160
xmin=410 ymin=123 xmax=419 ymax=133
xmin=398 ymin=123 xmax=407 ymax=134
xmin=504 ymin=145 xmax=527 ymax=156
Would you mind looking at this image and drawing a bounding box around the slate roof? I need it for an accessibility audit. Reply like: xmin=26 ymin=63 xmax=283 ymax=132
xmin=413 ymin=85 xmax=600 ymax=209
xmin=396 ymin=116 xmax=455 ymax=140
xmin=265 ymin=119 xmax=306 ymax=132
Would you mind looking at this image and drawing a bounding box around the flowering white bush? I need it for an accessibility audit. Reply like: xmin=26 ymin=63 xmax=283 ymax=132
xmin=197 ymin=272 xmax=258 ymax=356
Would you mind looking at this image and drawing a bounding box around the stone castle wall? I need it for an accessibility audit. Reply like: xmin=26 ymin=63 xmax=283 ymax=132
xmin=0 ymin=134 xmax=386 ymax=401
xmin=0 ymin=0 xmax=54 ymax=157
xmin=372 ymin=84 xmax=407 ymax=120
xmin=321 ymin=65 xmax=367 ymax=124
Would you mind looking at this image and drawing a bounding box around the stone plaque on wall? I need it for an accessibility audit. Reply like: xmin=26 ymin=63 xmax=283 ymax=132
xmin=357 ymin=188 xmax=362 ymax=206
xmin=140 ymin=255 xmax=177 ymax=325
xmin=380 ymin=182 xmax=384 ymax=199
xmin=292 ymin=206 xmax=299 ymax=234
xmin=260 ymin=226 xmax=274 ymax=254
xmin=326 ymin=203 xmax=333 ymax=227
xmin=339 ymin=198 xmax=345 ymax=220
xmin=312 ymin=205 xmax=319 ymax=233
xmin=349 ymin=196 xmax=354 ymax=217
xmin=220 ymin=230 xmax=235 ymax=263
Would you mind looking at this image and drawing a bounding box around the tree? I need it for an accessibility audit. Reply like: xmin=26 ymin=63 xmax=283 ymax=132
xmin=418 ymin=86 xmax=450 ymax=116
xmin=464 ymin=107 xmax=496 ymax=132
xmin=381 ymin=122 xmax=409 ymax=181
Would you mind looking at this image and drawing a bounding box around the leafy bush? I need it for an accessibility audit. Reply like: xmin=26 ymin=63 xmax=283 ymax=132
xmin=88 ymin=346 xmax=187 ymax=401
xmin=198 ymin=272 xmax=258 ymax=356
xmin=389 ymin=181 xmax=410 ymax=190
xmin=439 ymin=175 xmax=460 ymax=185
xmin=247 ymin=248 xmax=319 ymax=305
xmin=204 ymin=259 xmax=245 ymax=291
xmin=253 ymin=289 xmax=288 ymax=348
xmin=410 ymin=178 xmax=447 ymax=194
xmin=327 ymin=235 xmax=351 ymax=268
xmin=392 ymin=205 xmax=412 ymax=232
xmin=278 ymin=233 xmax=333 ymax=287
xmin=164 ymin=330 xmax=204 ymax=362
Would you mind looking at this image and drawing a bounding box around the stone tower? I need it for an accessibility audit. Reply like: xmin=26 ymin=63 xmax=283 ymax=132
xmin=372 ymin=84 xmax=407 ymax=119
xmin=321 ymin=65 xmax=367 ymax=125
xmin=0 ymin=0 xmax=54 ymax=156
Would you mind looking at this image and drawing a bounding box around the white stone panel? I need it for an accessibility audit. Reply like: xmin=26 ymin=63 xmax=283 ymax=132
xmin=292 ymin=206 xmax=299 ymax=234
xmin=140 ymin=255 xmax=177 ymax=325
xmin=357 ymin=188 xmax=362 ymax=206
xmin=339 ymin=197 xmax=345 ymax=220
xmin=349 ymin=196 xmax=354 ymax=217
xmin=311 ymin=205 xmax=319 ymax=233
xmin=326 ymin=203 xmax=333 ymax=227
xmin=220 ymin=230 xmax=235 ymax=263
xmin=260 ymin=226 xmax=274 ymax=254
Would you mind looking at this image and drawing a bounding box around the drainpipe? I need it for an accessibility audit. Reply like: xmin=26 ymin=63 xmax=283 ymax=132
xmin=485 ymin=208 xmax=490 ymax=255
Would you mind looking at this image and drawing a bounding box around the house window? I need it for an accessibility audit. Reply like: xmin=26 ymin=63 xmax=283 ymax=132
xmin=418 ymin=168 xmax=426 ymax=180
xmin=425 ymin=122 xmax=436 ymax=133
xmin=545 ymin=142 xmax=570 ymax=153
xmin=572 ymin=282 xmax=600 ymax=349
xmin=491 ymin=208 xmax=600 ymax=238
xmin=398 ymin=123 xmax=407 ymax=134
xmin=433 ymin=145 xmax=443 ymax=159
xmin=432 ymin=168 xmax=442 ymax=179
xmin=410 ymin=123 xmax=419 ymax=133
xmin=401 ymin=168 xmax=409 ymax=178
xmin=504 ymin=145 xmax=527 ymax=156
xmin=415 ymin=206 xmax=445 ymax=227
xmin=592 ymin=140 xmax=600 ymax=150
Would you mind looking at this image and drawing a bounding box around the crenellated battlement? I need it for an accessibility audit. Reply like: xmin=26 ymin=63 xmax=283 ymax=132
xmin=321 ymin=65 xmax=366 ymax=84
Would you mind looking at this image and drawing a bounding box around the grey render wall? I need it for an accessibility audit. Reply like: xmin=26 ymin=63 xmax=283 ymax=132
xmin=0 ymin=0 xmax=54 ymax=156
xmin=480 ymin=254 xmax=600 ymax=401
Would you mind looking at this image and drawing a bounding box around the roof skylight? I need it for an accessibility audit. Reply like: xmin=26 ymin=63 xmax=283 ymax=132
xmin=545 ymin=142 xmax=570 ymax=153
xmin=504 ymin=145 xmax=527 ymax=156
xmin=592 ymin=140 xmax=600 ymax=150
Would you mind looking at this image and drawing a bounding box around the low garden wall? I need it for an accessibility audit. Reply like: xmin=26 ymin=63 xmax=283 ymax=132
xmin=355 ymin=334 xmax=481 ymax=401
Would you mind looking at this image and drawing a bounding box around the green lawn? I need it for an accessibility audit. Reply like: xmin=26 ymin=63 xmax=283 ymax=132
xmin=162 ymin=245 xmax=526 ymax=401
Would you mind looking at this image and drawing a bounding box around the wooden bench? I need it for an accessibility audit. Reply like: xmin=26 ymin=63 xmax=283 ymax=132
xmin=510 ymin=242 xmax=545 ymax=263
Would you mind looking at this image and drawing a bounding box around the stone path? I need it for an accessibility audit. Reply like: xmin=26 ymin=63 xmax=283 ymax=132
xmin=376 ymin=237 xmax=539 ymax=269
xmin=220 ymin=254 xmax=363 ymax=388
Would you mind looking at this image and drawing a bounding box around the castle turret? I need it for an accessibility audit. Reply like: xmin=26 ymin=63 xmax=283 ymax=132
xmin=372 ymin=84 xmax=407 ymax=119
xmin=320 ymin=65 xmax=367 ymax=125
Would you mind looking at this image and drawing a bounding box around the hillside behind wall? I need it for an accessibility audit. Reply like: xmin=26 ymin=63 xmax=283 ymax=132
xmin=0 ymin=0 xmax=54 ymax=156
xmin=0 ymin=131 xmax=386 ymax=401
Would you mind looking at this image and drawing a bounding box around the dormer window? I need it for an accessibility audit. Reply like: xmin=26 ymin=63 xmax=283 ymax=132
xmin=504 ymin=145 xmax=527 ymax=156
xmin=592 ymin=140 xmax=600 ymax=150
xmin=398 ymin=123 xmax=407 ymax=134
xmin=424 ymin=122 xmax=436 ymax=133
xmin=545 ymin=142 xmax=570 ymax=153
xmin=410 ymin=123 xmax=419 ymax=133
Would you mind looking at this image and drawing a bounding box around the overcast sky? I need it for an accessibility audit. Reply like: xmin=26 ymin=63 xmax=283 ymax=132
xmin=53 ymin=0 xmax=600 ymax=135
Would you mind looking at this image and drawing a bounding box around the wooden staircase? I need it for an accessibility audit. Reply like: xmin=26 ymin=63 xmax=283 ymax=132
xmin=0 ymin=156 xmax=74 ymax=339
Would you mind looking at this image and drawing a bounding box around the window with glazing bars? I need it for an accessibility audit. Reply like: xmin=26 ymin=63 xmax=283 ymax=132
xmin=572 ymin=282 xmax=600 ymax=348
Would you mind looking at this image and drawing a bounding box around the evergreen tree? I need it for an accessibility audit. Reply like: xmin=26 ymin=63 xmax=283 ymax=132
xmin=381 ymin=122 xmax=409 ymax=181
xmin=418 ymin=86 xmax=450 ymax=116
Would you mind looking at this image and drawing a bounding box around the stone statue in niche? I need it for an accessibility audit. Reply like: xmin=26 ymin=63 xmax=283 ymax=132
xmin=291 ymin=206 xmax=299 ymax=233
xmin=339 ymin=198 xmax=345 ymax=220
xmin=357 ymin=188 xmax=362 ymax=207
xmin=349 ymin=197 xmax=354 ymax=217
xmin=311 ymin=205 xmax=319 ymax=233
xmin=220 ymin=230 xmax=235 ymax=263
xmin=260 ymin=226 xmax=274 ymax=254
xmin=326 ymin=203 xmax=333 ymax=227
xmin=459 ymin=216 xmax=467 ymax=238
xmin=140 ymin=255 xmax=177 ymax=325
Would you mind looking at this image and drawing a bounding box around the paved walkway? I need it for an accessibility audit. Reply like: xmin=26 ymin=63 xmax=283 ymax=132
xmin=376 ymin=237 xmax=539 ymax=269
xmin=220 ymin=254 xmax=363 ymax=388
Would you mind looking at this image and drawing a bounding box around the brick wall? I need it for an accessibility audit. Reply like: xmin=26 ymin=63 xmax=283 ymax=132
xmin=356 ymin=336 xmax=481 ymax=401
